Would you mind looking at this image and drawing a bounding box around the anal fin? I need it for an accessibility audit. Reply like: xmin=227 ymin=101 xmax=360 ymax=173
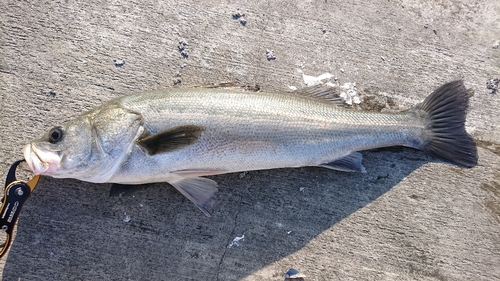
xmin=168 ymin=177 xmax=218 ymax=217
xmin=320 ymin=152 xmax=366 ymax=173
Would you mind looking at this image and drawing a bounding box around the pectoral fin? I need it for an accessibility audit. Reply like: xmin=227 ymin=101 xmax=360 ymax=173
xmin=137 ymin=125 xmax=205 ymax=155
xmin=168 ymin=177 xmax=218 ymax=217
xmin=320 ymin=152 xmax=366 ymax=173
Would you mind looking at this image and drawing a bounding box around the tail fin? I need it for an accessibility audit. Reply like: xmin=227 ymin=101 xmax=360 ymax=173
xmin=414 ymin=80 xmax=477 ymax=167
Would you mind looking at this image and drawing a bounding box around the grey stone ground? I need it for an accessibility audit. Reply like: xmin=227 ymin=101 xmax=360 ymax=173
xmin=1 ymin=0 xmax=499 ymax=280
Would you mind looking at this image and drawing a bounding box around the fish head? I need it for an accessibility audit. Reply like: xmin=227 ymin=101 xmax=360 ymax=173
xmin=23 ymin=104 xmax=144 ymax=182
xmin=23 ymin=115 xmax=97 ymax=178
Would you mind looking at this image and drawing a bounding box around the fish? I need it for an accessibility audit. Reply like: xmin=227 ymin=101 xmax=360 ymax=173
xmin=23 ymin=81 xmax=477 ymax=216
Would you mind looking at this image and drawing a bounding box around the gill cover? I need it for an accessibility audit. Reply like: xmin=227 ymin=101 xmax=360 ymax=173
xmin=79 ymin=104 xmax=144 ymax=182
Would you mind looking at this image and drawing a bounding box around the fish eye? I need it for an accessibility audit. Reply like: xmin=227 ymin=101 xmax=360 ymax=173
xmin=48 ymin=126 xmax=64 ymax=143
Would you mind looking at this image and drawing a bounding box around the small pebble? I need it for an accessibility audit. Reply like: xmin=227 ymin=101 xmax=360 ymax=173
xmin=285 ymin=268 xmax=300 ymax=278
xmin=232 ymin=11 xmax=245 ymax=20
xmin=486 ymin=78 xmax=499 ymax=94
xmin=266 ymin=49 xmax=276 ymax=61
xmin=284 ymin=268 xmax=305 ymax=279
xmin=232 ymin=10 xmax=247 ymax=26
xmin=178 ymin=40 xmax=189 ymax=59
xmin=113 ymin=59 xmax=125 ymax=67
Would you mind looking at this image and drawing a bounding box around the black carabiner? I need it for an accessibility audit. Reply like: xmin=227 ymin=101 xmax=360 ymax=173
xmin=0 ymin=160 xmax=40 ymax=259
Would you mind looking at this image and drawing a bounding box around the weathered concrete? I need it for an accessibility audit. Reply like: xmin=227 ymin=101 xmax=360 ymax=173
xmin=1 ymin=0 xmax=499 ymax=280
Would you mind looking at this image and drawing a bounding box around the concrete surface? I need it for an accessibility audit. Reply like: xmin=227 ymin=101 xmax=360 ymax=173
xmin=1 ymin=0 xmax=499 ymax=280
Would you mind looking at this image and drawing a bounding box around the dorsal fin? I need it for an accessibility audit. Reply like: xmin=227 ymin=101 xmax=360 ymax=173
xmin=294 ymin=85 xmax=346 ymax=106
xmin=187 ymin=82 xmax=260 ymax=92
xmin=187 ymin=82 xmax=237 ymax=89
xmin=187 ymin=82 xmax=346 ymax=105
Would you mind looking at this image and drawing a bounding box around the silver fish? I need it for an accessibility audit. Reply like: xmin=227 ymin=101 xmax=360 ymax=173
xmin=23 ymin=81 xmax=477 ymax=216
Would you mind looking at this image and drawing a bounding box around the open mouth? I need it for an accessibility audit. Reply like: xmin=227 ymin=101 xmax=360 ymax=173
xmin=23 ymin=144 xmax=58 ymax=175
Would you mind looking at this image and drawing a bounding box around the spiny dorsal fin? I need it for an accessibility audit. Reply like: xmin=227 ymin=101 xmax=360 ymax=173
xmin=294 ymin=85 xmax=346 ymax=106
xmin=187 ymin=82 xmax=260 ymax=92
xmin=137 ymin=125 xmax=205 ymax=155
xmin=187 ymin=82 xmax=237 ymax=88
xmin=187 ymin=82 xmax=346 ymax=104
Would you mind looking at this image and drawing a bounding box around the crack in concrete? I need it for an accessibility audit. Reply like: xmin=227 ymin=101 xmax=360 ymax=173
xmin=216 ymin=195 xmax=243 ymax=281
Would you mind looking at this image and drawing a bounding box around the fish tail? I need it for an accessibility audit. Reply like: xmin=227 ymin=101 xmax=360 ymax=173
xmin=414 ymin=80 xmax=477 ymax=167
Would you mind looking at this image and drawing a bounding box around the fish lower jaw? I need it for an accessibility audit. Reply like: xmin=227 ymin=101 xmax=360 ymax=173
xmin=23 ymin=144 xmax=59 ymax=175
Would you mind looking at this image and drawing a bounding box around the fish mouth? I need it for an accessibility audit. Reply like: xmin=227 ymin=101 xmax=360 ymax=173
xmin=23 ymin=144 xmax=60 ymax=175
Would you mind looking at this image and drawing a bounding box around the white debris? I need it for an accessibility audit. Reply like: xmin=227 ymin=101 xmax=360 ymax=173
xmin=227 ymin=235 xmax=244 ymax=248
xmin=299 ymin=187 xmax=305 ymax=192
xmin=288 ymin=85 xmax=298 ymax=91
xmin=302 ymin=72 xmax=333 ymax=86
xmin=123 ymin=213 xmax=131 ymax=223
xmin=340 ymin=82 xmax=361 ymax=105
